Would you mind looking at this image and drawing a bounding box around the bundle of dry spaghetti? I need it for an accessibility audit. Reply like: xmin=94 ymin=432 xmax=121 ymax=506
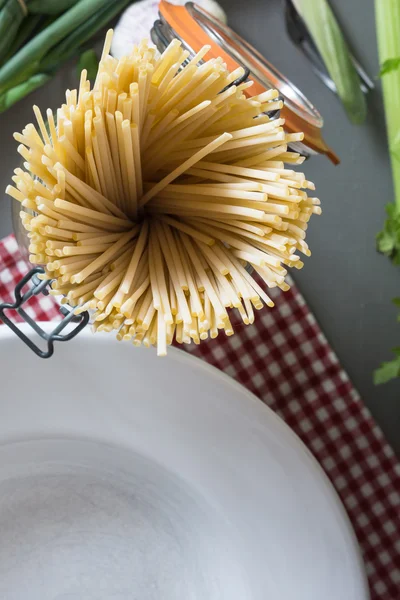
xmin=6 ymin=30 xmax=320 ymax=356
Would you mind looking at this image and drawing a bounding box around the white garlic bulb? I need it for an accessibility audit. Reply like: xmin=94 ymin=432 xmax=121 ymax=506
xmin=111 ymin=0 xmax=227 ymax=59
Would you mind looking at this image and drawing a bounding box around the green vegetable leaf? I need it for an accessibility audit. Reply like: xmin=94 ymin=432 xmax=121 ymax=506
xmin=374 ymin=356 xmax=400 ymax=384
xmin=376 ymin=203 xmax=400 ymax=263
xmin=386 ymin=203 xmax=397 ymax=218
xmin=393 ymin=300 xmax=400 ymax=322
xmin=376 ymin=229 xmax=395 ymax=255
xmin=0 ymin=72 xmax=51 ymax=113
xmin=77 ymin=48 xmax=98 ymax=81
xmin=379 ymin=57 xmax=400 ymax=77
xmin=374 ymin=300 xmax=400 ymax=384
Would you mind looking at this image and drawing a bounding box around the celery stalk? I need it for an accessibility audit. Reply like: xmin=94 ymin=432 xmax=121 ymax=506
xmin=292 ymin=0 xmax=367 ymax=124
xmin=375 ymin=0 xmax=400 ymax=211
xmin=374 ymin=1 xmax=400 ymax=383
xmin=374 ymin=1 xmax=400 ymax=262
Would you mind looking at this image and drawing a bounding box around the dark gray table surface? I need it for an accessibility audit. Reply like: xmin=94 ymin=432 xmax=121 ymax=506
xmin=0 ymin=0 xmax=398 ymax=453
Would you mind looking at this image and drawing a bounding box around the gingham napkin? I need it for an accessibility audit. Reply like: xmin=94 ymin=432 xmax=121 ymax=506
xmin=1 ymin=233 xmax=399 ymax=599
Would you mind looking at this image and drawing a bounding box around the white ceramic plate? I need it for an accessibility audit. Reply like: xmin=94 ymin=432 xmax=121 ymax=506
xmin=0 ymin=324 xmax=369 ymax=600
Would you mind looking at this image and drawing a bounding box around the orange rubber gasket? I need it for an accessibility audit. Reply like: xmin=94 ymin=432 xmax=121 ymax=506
xmin=159 ymin=0 xmax=339 ymax=164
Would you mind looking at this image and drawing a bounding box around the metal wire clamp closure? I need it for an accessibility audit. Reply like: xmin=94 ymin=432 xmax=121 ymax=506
xmin=0 ymin=266 xmax=90 ymax=358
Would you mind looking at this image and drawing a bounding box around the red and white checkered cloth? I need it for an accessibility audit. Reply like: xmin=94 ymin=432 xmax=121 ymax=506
xmin=1 ymin=233 xmax=399 ymax=598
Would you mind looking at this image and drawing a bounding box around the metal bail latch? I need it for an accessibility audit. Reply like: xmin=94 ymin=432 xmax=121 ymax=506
xmin=0 ymin=267 xmax=89 ymax=359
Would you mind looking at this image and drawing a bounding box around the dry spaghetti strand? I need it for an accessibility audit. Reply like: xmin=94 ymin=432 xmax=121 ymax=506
xmin=7 ymin=30 xmax=319 ymax=355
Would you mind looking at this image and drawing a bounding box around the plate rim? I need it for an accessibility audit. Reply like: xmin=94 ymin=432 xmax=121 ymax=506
xmin=0 ymin=322 xmax=370 ymax=597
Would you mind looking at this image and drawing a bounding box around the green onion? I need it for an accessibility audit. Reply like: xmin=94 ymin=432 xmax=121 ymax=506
xmin=2 ymin=14 xmax=43 ymax=65
xmin=0 ymin=0 xmax=123 ymax=94
xmin=292 ymin=0 xmax=367 ymax=124
xmin=29 ymin=0 xmax=79 ymax=14
xmin=0 ymin=1 xmax=78 ymax=66
xmin=0 ymin=0 xmax=131 ymax=111
xmin=40 ymin=0 xmax=130 ymax=70
xmin=0 ymin=72 xmax=51 ymax=111
xmin=0 ymin=0 xmax=27 ymax=66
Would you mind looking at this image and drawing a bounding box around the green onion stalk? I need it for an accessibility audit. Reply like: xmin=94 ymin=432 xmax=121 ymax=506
xmin=0 ymin=0 xmax=132 ymax=112
xmin=0 ymin=0 xmax=79 ymax=67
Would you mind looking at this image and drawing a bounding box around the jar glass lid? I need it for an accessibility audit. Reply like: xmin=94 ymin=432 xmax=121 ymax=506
xmin=187 ymin=2 xmax=323 ymax=128
xmin=157 ymin=0 xmax=338 ymax=163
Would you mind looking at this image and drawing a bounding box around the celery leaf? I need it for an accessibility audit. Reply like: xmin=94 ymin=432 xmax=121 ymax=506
xmin=374 ymin=302 xmax=400 ymax=384
xmin=379 ymin=57 xmax=400 ymax=77
xmin=376 ymin=204 xmax=400 ymax=263
xmin=374 ymin=356 xmax=400 ymax=384
xmin=77 ymin=48 xmax=98 ymax=82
